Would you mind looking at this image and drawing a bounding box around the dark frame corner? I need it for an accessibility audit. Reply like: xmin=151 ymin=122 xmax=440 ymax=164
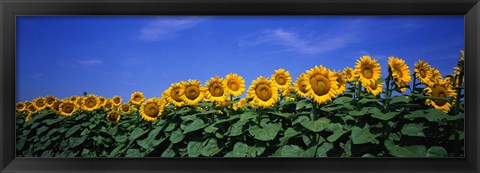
xmin=1 ymin=0 xmax=479 ymax=173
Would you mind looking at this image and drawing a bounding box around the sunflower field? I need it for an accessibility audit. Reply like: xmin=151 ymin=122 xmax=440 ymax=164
xmin=15 ymin=51 xmax=465 ymax=157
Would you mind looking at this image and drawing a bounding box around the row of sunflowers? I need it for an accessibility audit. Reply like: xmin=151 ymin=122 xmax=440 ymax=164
xmin=15 ymin=51 xmax=464 ymax=157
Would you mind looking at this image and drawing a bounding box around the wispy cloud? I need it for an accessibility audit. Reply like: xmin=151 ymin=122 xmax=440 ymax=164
xmin=77 ymin=59 xmax=102 ymax=66
xmin=139 ymin=16 xmax=207 ymax=41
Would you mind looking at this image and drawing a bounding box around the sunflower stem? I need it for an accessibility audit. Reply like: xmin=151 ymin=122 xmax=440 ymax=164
xmin=311 ymin=102 xmax=319 ymax=120
xmin=412 ymin=72 xmax=417 ymax=94
xmin=384 ymin=74 xmax=391 ymax=110
xmin=453 ymin=60 xmax=464 ymax=157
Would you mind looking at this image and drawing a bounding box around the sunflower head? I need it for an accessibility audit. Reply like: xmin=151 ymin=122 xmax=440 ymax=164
xmin=106 ymin=111 xmax=121 ymax=123
xmin=75 ymin=96 xmax=84 ymax=107
xmin=26 ymin=103 xmax=38 ymax=114
xmin=119 ymin=104 xmax=131 ymax=114
xmin=16 ymin=102 xmax=26 ymax=112
xmin=224 ymin=73 xmax=246 ymax=97
xmin=414 ymin=60 xmax=432 ymax=85
xmin=32 ymin=97 xmax=47 ymax=110
xmin=424 ymin=79 xmax=455 ymax=113
xmin=271 ymin=68 xmax=292 ymax=91
xmin=180 ymin=80 xmax=204 ymax=106
xmin=104 ymin=99 xmax=114 ymax=110
xmin=355 ymin=56 xmax=381 ymax=86
xmin=44 ymin=96 xmax=57 ymax=107
xmin=82 ymin=94 xmax=100 ymax=111
xmin=343 ymin=67 xmax=356 ymax=82
xmin=98 ymin=97 xmax=106 ymax=107
xmin=58 ymin=100 xmax=78 ymax=117
xmin=281 ymin=85 xmax=294 ymax=97
xmin=204 ymin=76 xmax=228 ymax=103
xmin=246 ymin=76 xmax=279 ymax=109
xmin=388 ymin=57 xmax=411 ymax=88
xmin=112 ymin=96 xmax=122 ymax=106
xmin=429 ymin=68 xmax=443 ymax=86
xmin=52 ymin=100 xmax=63 ymax=112
xmin=164 ymin=82 xmax=186 ymax=107
xmin=294 ymin=73 xmax=309 ymax=98
xmin=305 ymin=65 xmax=339 ymax=105
xmin=69 ymin=96 xmax=79 ymax=102
xmin=130 ymin=92 xmax=145 ymax=105
xmin=365 ymin=80 xmax=383 ymax=96
xmin=333 ymin=70 xmax=347 ymax=95
xmin=140 ymin=98 xmax=164 ymax=121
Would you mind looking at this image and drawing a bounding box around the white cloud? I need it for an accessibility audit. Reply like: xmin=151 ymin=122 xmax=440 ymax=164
xmin=77 ymin=59 xmax=102 ymax=66
xmin=139 ymin=16 xmax=207 ymax=41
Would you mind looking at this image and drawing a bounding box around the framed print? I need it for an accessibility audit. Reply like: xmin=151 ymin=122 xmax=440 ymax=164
xmin=1 ymin=0 xmax=479 ymax=172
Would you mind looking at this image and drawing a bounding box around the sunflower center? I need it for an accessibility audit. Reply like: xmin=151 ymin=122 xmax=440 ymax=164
xmin=171 ymin=88 xmax=183 ymax=102
xmin=28 ymin=106 xmax=36 ymax=111
xmin=369 ymin=83 xmax=378 ymax=90
xmin=255 ymin=84 xmax=272 ymax=101
xmin=47 ymin=98 xmax=55 ymax=105
xmin=105 ymin=102 xmax=112 ymax=109
xmin=394 ymin=68 xmax=403 ymax=77
xmin=432 ymin=85 xmax=448 ymax=106
xmin=17 ymin=104 xmax=24 ymax=109
xmin=209 ymin=83 xmax=224 ymax=97
xmin=114 ymin=98 xmax=121 ymax=104
xmin=145 ymin=103 xmax=159 ymax=118
xmin=63 ymin=104 xmax=74 ymax=113
xmin=310 ymin=75 xmax=331 ymax=96
xmin=185 ymin=85 xmax=200 ymax=100
xmin=134 ymin=96 xmax=142 ymax=102
xmin=121 ymin=106 xmax=129 ymax=112
xmin=108 ymin=112 xmax=119 ymax=121
xmin=86 ymin=98 xmax=97 ymax=108
xmin=419 ymin=70 xmax=427 ymax=78
xmin=362 ymin=67 xmax=373 ymax=79
xmin=275 ymin=75 xmax=287 ymax=85
xmin=228 ymin=82 xmax=239 ymax=91
xmin=36 ymin=100 xmax=45 ymax=107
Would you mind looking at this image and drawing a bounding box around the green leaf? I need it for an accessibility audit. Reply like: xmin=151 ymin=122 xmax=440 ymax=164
xmin=292 ymin=114 xmax=309 ymax=125
xmin=129 ymin=127 xmax=147 ymax=141
xmin=284 ymin=127 xmax=300 ymax=139
xmin=358 ymin=98 xmax=382 ymax=104
xmin=389 ymin=145 xmax=427 ymax=157
xmin=296 ymin=100 xmax=310 ymax=110
xmin=369 ymin=108 xmax=399 ymax=121
xmin=204 ymin=124 xmax=219 ymax=134
xmin=300 ymin=117 xmax=330 ymax=132
xmin=201 ymin=138 xmax=222 ymax=157
xmin=239 ymin=112 xmax=256 ymax=122
xmin=164 ymin=122 xmax=177 ymax=132
xmin=136 ymin=138 xmax=163 ymax=150
xmin=227 ymin=121 xmax=247 ymax=137
xmin=169 ymin=129 xmax=185 ymax=144
xmin=316 ymin=142 xmax=333 ymax=157
xmin=161 ymin=144 xmax=176 ymax=157
xmin=68 ymin=136 xmax=87 ymax=148
xmin=36 ymin=126 xmax=49 ymax=136
xmin=115 ymin=135 xmax=128 ymax=143
xmin=187 ymin=140 xmax=203 ymax=157
xmin=248 ymin=124 xmax=281 ymax=141
xmin=271 ymin=145 xmax=305 ymax=157
xmin=390 ymin=96 xmax=409 ymax=104
xmin=269 ymin=112 xmax=292 ymax=118
xmin=426 ymin=146 xmax=448 ymax=157
xmin=181 ymin=119 xmax=208 ymax=134
xmin=125 ymin=149 xmax=143 ymax=157
xmin=348 ymin=108 xmax=369 ymax=116
xmin=351 ymin=126 xmax=379 ymax=144
xmin=332 ymin=97 xmax=353 ymax=105
xmin=225 ymin=142 xmax=249 ymax=157
xmin=45 ymin=118 xmax=63 ymax=125
xmin=65 ymin=125 xmax=81 ymax=137
xmin=401 ymin=123 xmax=425 ymax=137
xmin=148 ymin=127 xmax=162 ymax=139
xmin=327 ymin=129 xmax=348 ymax=142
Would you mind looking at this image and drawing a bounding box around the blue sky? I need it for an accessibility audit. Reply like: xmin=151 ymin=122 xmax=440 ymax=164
xmin=16 ymin=16 xmax=464 ymax=102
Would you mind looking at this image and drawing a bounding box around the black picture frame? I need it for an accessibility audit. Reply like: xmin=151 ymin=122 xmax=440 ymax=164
xmin=1 ymin=0 xmax=479 ymax=172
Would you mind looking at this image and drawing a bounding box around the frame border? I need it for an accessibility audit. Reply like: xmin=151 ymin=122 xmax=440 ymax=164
xmin=1 ymin=0 xmax=479 ymax=172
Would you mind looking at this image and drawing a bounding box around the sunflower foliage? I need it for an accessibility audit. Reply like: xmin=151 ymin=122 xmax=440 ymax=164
xmin=15 ymin=52 xmax=465 ymax=157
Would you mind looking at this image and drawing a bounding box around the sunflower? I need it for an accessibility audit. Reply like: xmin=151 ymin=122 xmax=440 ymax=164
xmin=118 ymin=104 xmax=131 ymax=114
xmin=51 ymin=100 xmax=63 ymax=113
xmin=204 ymin=76 xmax=229 ymax=103
xmin=305 ymin=65 xmax=339 ymax=104
xmin=58 ymin=101 xmax=78 ymax=117
xmin=32 ymin=97 xmax=47 ymax=111
xmin=281 ymin=85 xmax=294 ymax=97
xmin=26 ymin=103 xmax=38 ymax=114
xmin=429 ymin=68 xmax=443 ymax=86
xmin=294 ymin=73 xmax=309 ymax=98
xmin=16 ymin=102 xmax=26 ymax=112
xmin=112 ymin=96 xmax=122 ymax=106
xmin=104 ymin=99 xmax=114 ymax=110
xmin=365 ymin=80 xmax=383 ymax=96
xmin=343 ymin=67 xmax=355 ymax=82
xmin=164 ymin=82 xmax=186 ymax=107
xmin=69 ymin=96 xmax=79 ymax=102
xmin=333 ymin=70 xmax=347 ymax=95
xmin=246 ymin=76 xmax=279 ymax=108
xmin=130 ymin=92 xmax=145 ymax=105
xmin=106 ymin=111 xmax=121 ymax=123
xmin=75 ymin=96 xmax=84 ymax=107
xmin=424 ymin=79 xmax=456 ymax=113
xmin=354 ymin=56 xmax=381 ymax=86
xmin=414 ymin=60 xmax=432 ymax=85
xmin=224 ymin=73 xmax=246 ymax=97
xmin=388 ymin=57 xmax=411 ymax=90
xmin=44 ymin=96 xmax=57 ymax=107
xmin=271 ymin=68 xmax=292 ymax=91
xmin=25 ymin=114 xmax=32 ymax=122
xmin=140 ymin=98 xmax=164 ymax=121
xmin=98 ymin=97 xmax=106 ymax=107
xmin=82 ymin=94 xmax=100 ymax=111
xmin=180 ymin=80 xmax=204 ymax=106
